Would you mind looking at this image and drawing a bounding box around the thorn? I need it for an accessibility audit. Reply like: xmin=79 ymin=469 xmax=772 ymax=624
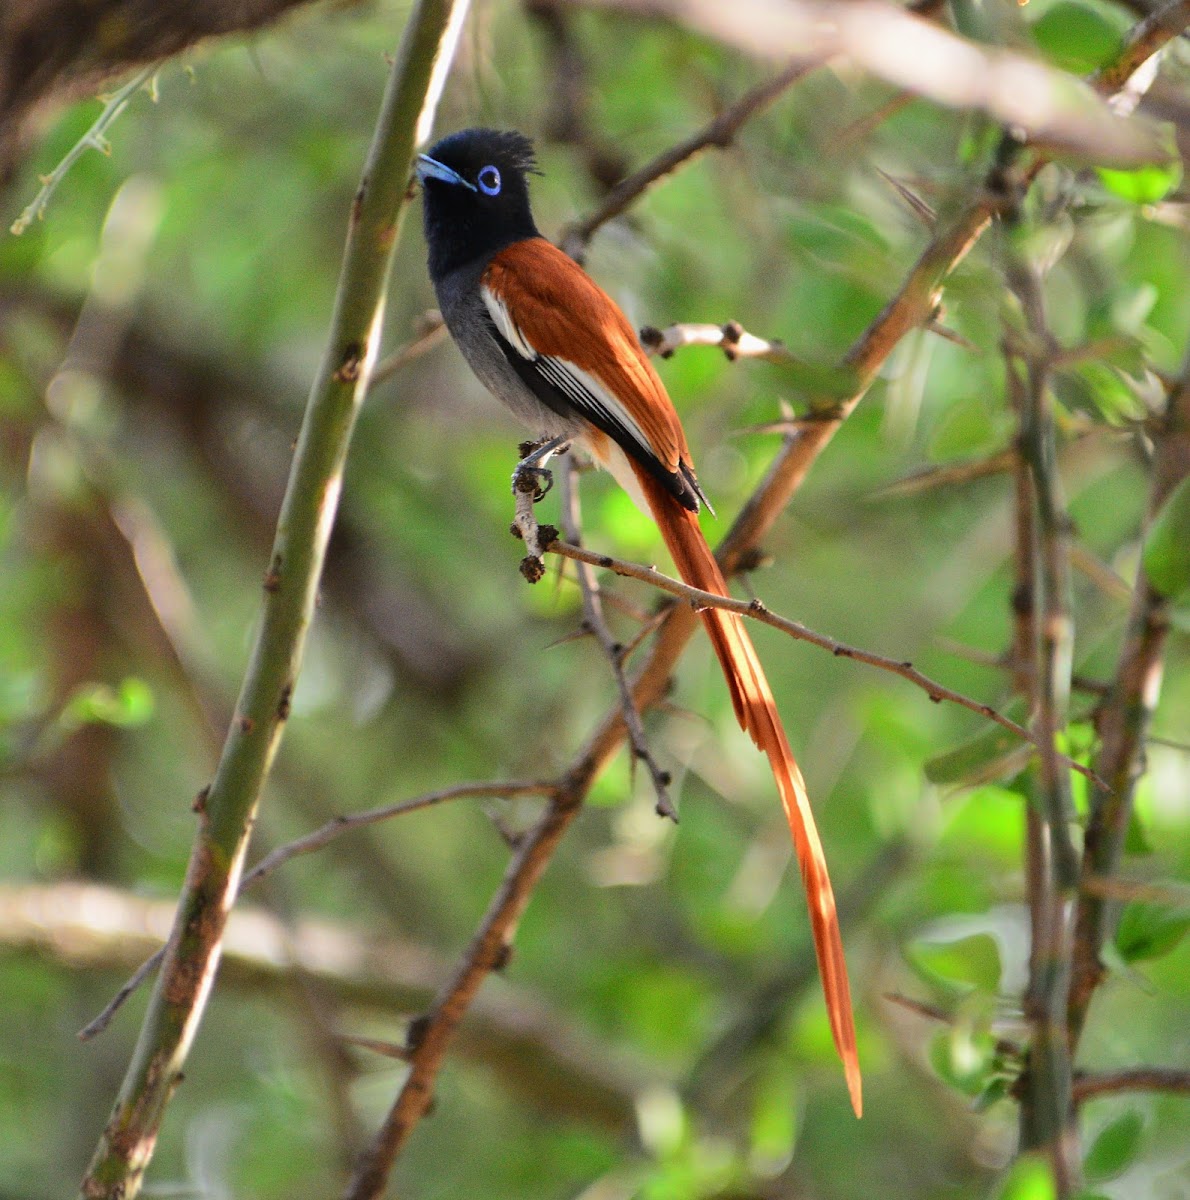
xmin=875 ymin=166 xmax=936 ymax=227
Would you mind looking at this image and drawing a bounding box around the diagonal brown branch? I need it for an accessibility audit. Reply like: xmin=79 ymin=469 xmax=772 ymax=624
xmin=559 ymin=59 xmax=814 ymax=260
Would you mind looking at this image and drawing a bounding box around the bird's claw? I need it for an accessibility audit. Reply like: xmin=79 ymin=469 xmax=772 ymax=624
xmin=511 ymin=463 xmax=554 ymax=502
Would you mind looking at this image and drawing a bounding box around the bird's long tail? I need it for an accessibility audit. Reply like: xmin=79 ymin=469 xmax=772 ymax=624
xmin=637 ymin=471 xmax=862 ymax=1117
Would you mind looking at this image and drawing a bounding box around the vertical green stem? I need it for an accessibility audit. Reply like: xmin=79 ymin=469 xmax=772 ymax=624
xmin=1003 ymin=241 xmax=1080 ymax=1195
xmin=78 ymin=3 xmax=470 ymax=1196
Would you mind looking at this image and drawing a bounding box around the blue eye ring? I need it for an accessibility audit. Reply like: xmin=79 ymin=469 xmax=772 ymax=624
xmin=477 ymin=165 xmax=501 ymax=196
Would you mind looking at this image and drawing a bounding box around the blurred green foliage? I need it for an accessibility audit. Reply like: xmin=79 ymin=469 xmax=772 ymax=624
xmin=0 ymin=1 xmax=1187 ymax=1198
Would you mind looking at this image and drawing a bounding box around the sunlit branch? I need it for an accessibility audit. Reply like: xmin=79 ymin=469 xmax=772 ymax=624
xmin=639 ymin=320 xmax=801 ymax=365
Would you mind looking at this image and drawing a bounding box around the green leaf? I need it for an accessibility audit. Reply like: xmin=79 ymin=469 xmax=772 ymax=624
xmin=1030 ymin=3 xmax=1124 ymax=73
xmin=925 ymin=723 xmax=1032 ymax=786
xmin=1084 ymin=1110 xmax=1144 ymax=1182
xmin=1097 ymin=159 xmax=1183 ymax=206
xmin=975 ymin=1075 xmax=1011 ymax=1111
xmin=61 ymin=677 xmax=155 ymax=730
xmin=1115 ymin=900 xmax=1190 ymax=963
xmin=1052 ymin=361 xmax=1146 ymax=425
xmin=927 ymin=1022 xmax=1001 ymax=1096
xmin=1143 ymin=477 xmax=1190 ymax=599
xmin=909 ymin=932 xmax=1002 ymax=995
xmin=996 ymin=1153 xmax=1057 ymax=1200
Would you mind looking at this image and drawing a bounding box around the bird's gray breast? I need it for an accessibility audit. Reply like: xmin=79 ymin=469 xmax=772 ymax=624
xmin=434 ymin=261 xmax=585 ymax=440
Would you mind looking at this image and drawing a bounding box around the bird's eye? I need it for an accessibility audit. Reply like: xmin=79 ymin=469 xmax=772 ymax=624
xmin=477 ymin=165 xmax=501 ymax=196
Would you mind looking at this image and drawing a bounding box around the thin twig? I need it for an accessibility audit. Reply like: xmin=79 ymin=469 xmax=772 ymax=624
xmin=77 ymin=953 xmax=163 ymax=1041
xmin=1073 ymin=1068 xmax=1190 ymax=1104
xmin=367 ymin=312 xmax=448 ymax=388
xmin=243 ymin=780 xmax=556 ymax=889
xmin=78 ymin=778 xmax=541 ymax=1040
xmin=1069 ymin=355 xmax=1190 ymax=1043
xmin=547 ymin=537 xmax=1103 ymax=786
xmin=873 ymin=448 xmax=1018 ymax=498
xmin=10 ymin=63 xmax=160 ymax=236
xmin=882 ymin=992 xmax=1021 ymax=1060
xmin=558 ymin=459 xmax=678 ymax=820
xmin=560 ymin=59 xmax=813 ymax=259
xmin=834 ymin=91 xmax=915 ymax=149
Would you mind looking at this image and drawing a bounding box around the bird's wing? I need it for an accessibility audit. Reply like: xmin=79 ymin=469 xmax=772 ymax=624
xmin=481 ymin=238 xmax=706 ymax=511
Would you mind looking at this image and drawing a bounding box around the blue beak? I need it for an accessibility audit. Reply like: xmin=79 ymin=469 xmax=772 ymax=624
xmin=415 ymin=154 xmax=476 ymax=191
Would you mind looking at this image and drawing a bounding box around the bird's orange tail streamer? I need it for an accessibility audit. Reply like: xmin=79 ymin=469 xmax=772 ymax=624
xmin=636 ymin=469 xmax=862 ymax=1117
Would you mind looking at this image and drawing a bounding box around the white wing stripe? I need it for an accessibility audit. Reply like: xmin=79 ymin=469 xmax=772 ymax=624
xmin=480 ymin=284 xmax=536 ymax=361
xmin=480 ymin=284 xmax=660 ymax=466
xmin=540 ymin=357 xmax=655 ymax=459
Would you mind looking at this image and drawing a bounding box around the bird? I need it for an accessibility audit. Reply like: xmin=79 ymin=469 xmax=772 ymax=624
xmin=416 ymin=127 xmax=861 ymax=1117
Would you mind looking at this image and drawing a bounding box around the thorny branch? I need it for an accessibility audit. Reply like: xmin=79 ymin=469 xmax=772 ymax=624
xmin=78 ymin=2 xmax=472 ymax=1196
xmin=1004 ymin=261 xmax=1079 ymax=1194
xmin=559 ymin=58 xmax=814 ymax=260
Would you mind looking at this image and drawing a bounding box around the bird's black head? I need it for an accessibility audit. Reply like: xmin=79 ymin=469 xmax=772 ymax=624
xmin=417 ymin=128 xmax=541 ymax=283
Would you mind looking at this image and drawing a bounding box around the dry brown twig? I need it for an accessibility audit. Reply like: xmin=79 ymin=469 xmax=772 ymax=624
xmin=559 ymin=58 xmax=814 ymax=259
xmin=1073 ymin=1068 xmax=1190 ymax=1104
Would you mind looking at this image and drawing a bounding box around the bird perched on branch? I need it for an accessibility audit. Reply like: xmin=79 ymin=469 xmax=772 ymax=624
xmin=416 ymin=127 xmax=860 ymax=1116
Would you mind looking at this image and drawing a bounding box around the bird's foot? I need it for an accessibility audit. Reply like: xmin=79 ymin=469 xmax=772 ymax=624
xmin=512 ymin=461 xmax=555 ymax=502
xmin=511 ymin=437 xmax=570 ymax=503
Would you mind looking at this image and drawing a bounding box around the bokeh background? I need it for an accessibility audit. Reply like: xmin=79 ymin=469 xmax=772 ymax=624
xmin=0 ymin=1 xmax=1187 ymax=1196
